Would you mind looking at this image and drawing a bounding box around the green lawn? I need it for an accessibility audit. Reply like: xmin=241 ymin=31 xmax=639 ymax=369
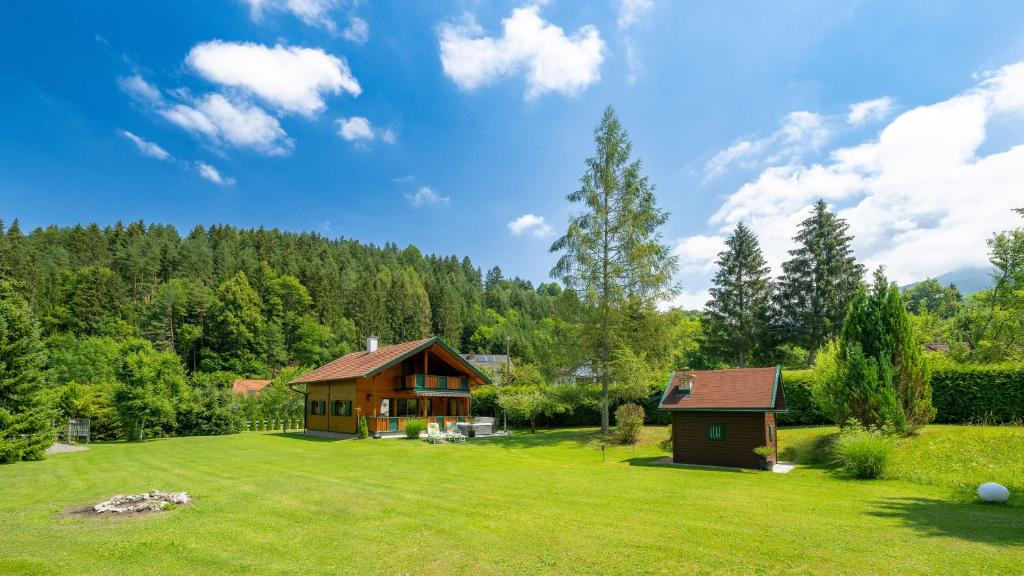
xmin=1 ymin=426 xmax=1022 ymax=576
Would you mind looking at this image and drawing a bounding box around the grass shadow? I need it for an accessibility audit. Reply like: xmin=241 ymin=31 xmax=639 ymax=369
xmin=621 ymin=456 xmax=747 ymax=472
xmin=779 ymin=430 xmax=838 ymax=467
xmin=867 ymin=497 xmax=1024 ymax=546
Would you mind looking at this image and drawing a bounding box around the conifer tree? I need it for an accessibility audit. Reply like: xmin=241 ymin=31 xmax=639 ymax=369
xmin=778 ymin=200 xmax=865 ymax=364
xmin=550 ymin=106 xmax=678 ymax=434
xmin=703 ymin=222 xmax=775 ymax=367
xmin=0 ymin=280 xmax=52 ymax=462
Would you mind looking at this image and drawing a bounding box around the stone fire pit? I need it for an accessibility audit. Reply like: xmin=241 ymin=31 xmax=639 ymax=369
xmin=92 ymin=490 xmax=191 ymax=514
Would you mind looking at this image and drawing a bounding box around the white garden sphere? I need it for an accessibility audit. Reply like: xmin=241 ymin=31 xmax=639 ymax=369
xmin=977 ymin=482 xmax=1010 ymax=503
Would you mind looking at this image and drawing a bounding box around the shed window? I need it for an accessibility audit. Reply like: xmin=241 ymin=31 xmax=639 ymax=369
xmin=706 ymin=424 xmax=725 ymax=441
xmin=333 ymin=400 xmax=352 ymax=417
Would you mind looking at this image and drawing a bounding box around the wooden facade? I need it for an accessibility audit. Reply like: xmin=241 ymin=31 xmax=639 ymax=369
xmin=292 ymin=337 xmax=489 ymax=435
xmin=658 ymin=367 xmax=786 ymax=470
xmin=670 ymin=411 xmax=778 ymax=469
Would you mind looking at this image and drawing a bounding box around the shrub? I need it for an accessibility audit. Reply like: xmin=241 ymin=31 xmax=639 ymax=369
xmin=929 ymin=363 xmax=1024 ymax=424
xmin=832 ymin=420 xmax=898 ymax=479
xmin=357 ymin=415 xmax=369 ymax=439
xmin=614 ymin=403 xmax=644 ymax=444
xmin=778 ymin=370 xmax=830 ymax=425
xmin=404 ymin=419 xmax=426 ymax=439
xmin=753 ymin=445 xmax=774 ymax=459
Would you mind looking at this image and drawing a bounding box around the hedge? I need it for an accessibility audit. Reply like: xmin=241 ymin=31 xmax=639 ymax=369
xmin=778 ymin=370 xmax=830 ymax=425
xmin=930 ymin=364 xmax=1024 ymax=424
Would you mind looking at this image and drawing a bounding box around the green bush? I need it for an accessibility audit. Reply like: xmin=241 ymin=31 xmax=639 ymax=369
xmin=930 ymin=363 xmax=1024 ymax=424
xmin=357 ymin=415 xmax=369 ymax=439
xmin=778 ymin=370 xmax=830 ymax=425
xmin=404 ymin=419 xmax=426 ymax=439
xmin=614 ymin=403 xmax=644 ymax=444
xmin=832 ymin=420 xmax=898 ymax=479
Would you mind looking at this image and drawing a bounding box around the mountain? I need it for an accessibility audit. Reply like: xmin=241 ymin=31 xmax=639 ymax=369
xmin=902 ymin=266 xmax=994 ymax=295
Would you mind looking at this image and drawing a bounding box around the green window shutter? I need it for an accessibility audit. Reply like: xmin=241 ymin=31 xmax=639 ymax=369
xmin=707 ymin=424 xmax=725 ymax=441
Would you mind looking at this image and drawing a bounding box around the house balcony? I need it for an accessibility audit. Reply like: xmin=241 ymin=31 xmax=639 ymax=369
xmin=403 ymin=374 xmax=469 ymax=392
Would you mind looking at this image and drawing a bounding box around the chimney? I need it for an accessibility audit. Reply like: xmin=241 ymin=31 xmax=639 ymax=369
xmin=366 ymin=336 xmax=379 ymax=353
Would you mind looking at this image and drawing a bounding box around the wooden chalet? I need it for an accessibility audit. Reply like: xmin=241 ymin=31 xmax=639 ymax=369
xmin=289 ymin=336 xmax=491 ymax=435
xmin=658 ymin=367 xmax=787 ymax=469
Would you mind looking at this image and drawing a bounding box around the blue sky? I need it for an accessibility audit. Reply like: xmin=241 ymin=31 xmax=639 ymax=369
xmin=3 ymin=1 xmax=1024 ymax=307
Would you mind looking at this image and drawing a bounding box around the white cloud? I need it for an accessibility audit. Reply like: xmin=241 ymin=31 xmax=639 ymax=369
xmin=118 ymin=75 xmax=162 ymax=104
xmin=242 ymin=0 xmax=340 ymax=30
xmin=848 ymin=96 xmax=894 ymax=125
xmin=438 ymin=5 xmax=605 ymax=99
xmin=663 ymin=288 xmax=711 ymax=311
xmin=704 ymin=111 xmax=831 ymax=179
xmin=342 ymin=15 xmax=369 ymax=43
xmin=336 ymin=116 xmax=396 ymax=145
xmin=407 ymin=186 xmax=450 ymax=207
xmin=118 ymin=130 xmax=171 ymax=161
xmin=677 ymin=60 xmax=1024 ymax=310
xmin=507 ymin=213 xmax=554 ymax=237
xmin=162 ymin=93 xmax=293 ymax=155
xmin=187 ymin=41 xmax=360 ymax=117
xmin=196 ymin=161 xmax=236 ymax=186
xmin=336 ymin=116 xmax=374 ymax=141
xmin=672 ymin=234 xmax=726 ymax=274
xmin=618 ymin=0 xmax=653 ymax=30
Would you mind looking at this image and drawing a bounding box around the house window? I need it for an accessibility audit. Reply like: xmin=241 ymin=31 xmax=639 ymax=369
xmin=310 ymin=400 xmax=325 ymax=416
xmin=707 ymin=424 xmax=725 ymax=441
xmin=396 ymin=398 xmax=419 ymax=417
xmin=333 ymin=400 xmax=352 ymax=417
xmin=380 ymin=398 xmax=391 ymax=417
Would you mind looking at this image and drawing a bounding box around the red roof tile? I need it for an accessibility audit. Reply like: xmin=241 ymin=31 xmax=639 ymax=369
xmin=289 ymin=338 xmax=436 ymax=384
xmin=658 ymin=367 xmax=784 ymax=411
xmin=232 ymin=379 xmax=273 ymax=394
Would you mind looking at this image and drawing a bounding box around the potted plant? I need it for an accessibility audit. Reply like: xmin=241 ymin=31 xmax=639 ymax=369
xmin=753 ymin=445 xmax=774 ymax=470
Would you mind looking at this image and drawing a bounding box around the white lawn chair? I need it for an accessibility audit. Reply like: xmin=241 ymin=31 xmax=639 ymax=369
xmin=446 ymin=421 xmax=466 ymax=443
xmin=425 ymin=423 xmax=445 ymax=444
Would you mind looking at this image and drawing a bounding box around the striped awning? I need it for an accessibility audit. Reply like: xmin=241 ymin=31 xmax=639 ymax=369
xmin=414 ymin=389 xmax=471 ymax=398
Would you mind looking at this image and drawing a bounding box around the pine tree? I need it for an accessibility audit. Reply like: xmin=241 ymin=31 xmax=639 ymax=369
xmin=0 ymin=280 xmax=52 ymax=462
xmin=550 ymin=106 xmax=679 ymax=434
xmin=703 ymin=222 xmax=775 ymax=367
xmin=778 ymin=200 xmax=865 ymax=364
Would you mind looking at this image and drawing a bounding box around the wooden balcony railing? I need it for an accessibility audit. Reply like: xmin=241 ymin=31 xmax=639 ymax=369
xmin=403 ymin=374 xmax=469 ymax=391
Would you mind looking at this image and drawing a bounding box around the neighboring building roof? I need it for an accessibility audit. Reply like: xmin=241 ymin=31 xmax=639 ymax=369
xmin=232 ymin=379 xmax=273 ymax=395
xmin=289 ymin=337 xmax=492 ymax=385
xmin=657 ymin=367 xmax=786 ymax=412
xmin=461 ymin=353 xmax=509 ymax=376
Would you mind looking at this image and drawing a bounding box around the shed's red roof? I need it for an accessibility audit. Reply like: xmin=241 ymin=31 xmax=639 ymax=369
xmin=232 ymin=379 xmax=272 ymax=394
xmin=289 ymin=338 xmax=434 ymax=384
xmin=658 ymin=367 xmax=785 ymax=411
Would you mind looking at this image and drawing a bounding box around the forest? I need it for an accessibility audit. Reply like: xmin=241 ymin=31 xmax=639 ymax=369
xmin=0 ymin=109 xmax=1022 ymax=459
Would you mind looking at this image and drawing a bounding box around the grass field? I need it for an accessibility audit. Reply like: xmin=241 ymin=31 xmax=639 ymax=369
xmin=1 ymin=426 xmax=1022 ymax=575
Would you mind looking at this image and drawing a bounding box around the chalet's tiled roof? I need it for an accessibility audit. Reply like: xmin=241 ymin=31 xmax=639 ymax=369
xmin=658 ymin=367 xmax=785 ymax=411
xmin=290 ymin=338 xmax=434 ymax=384
xmin=232 ymin=379 xmax=272 ymax=394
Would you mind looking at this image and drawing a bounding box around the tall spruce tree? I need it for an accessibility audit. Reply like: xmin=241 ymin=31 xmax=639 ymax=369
xmin=778 ymin=199 xmax=865 ymax=364
xmin=703 ymin=222 xmax=775 ymax=367
xmin=0 ymin=280 xmax=52 ymax=462
xmin=550 ymin=106 xmax=678 ymax=434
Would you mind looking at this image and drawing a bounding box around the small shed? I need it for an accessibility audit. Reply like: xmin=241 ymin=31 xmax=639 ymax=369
xmin=658 ymin=367 xmax=786 ymax=469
